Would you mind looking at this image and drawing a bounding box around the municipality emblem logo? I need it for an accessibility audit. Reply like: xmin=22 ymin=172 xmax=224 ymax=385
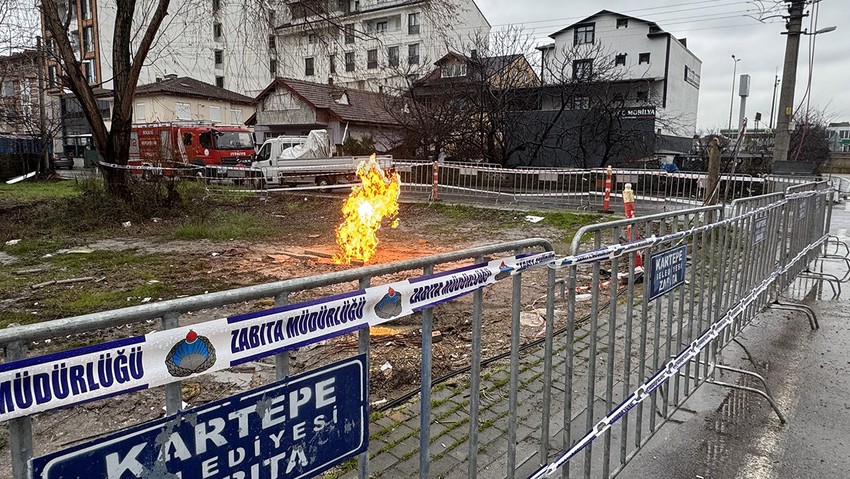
xmin=495 ymin=261 xmax=514 ymax=280
xmin=165 ymin=330 xmax=216 ymax=377
xmin=374 ymin=287 xmax=403 ymax=319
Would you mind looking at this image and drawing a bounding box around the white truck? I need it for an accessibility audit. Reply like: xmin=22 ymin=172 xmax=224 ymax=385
xmin=252 ymin=130 xmax=391 ymax=188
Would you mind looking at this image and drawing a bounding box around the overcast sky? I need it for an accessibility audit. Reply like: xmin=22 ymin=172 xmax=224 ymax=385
xmin=476 ymin=0 xmax=848 ymax=132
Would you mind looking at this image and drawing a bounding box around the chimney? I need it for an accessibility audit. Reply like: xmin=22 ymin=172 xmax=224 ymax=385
xmin=378 ymin=85 xmax=383 ymax=94
xmin=470 ymin=49 xmax=478 ymax=60
xmin=328 ymin=77 xmax=334 ymax=86
xmin=155 ymin=77 xmax=162 ymax=83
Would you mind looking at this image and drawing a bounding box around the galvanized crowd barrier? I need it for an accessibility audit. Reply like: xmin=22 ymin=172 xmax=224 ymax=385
xmin=0 ymin=239 xmax=555 ymax=479
xmin=527 ymin=181 xmax=843 ymax=479
xmin=2 ymin=174 xmax=845 ymax=479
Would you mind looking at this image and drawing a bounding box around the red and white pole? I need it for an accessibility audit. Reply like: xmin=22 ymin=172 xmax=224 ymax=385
xmin=603 ymin=165 xmax=613 ymax=213
xmin=431 ymin=160 xmax=439 ymax=201
xmin=623 ymin=183 xmax=644 ymax=271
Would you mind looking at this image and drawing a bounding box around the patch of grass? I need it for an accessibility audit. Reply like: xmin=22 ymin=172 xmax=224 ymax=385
xmin=322 ymin=457 xmax=358 ymax=479
xmin=0 ymin=180 xmax=81 ymax=202
xmin=429 ymin=202 xmax=480 ymax=220
xmin=173 ymin=210 xmax=280 ymax=241
xmin=0 ymin=238 xmax=73 ymax=259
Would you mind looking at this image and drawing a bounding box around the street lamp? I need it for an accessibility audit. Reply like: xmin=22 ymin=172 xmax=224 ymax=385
xmin=728 ymin=54 xmax=740 ymax=130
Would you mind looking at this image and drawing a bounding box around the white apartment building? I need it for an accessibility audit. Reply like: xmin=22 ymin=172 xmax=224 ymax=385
xmin=45 ymin=0 xmax=279 ymax=98
xmin=538 ymin=10 xmax=702 ymax=136
xmin=828 ymin=122 xmax=850 ymax=152
xmin=274 ymin=0 xmax=490 ymax=91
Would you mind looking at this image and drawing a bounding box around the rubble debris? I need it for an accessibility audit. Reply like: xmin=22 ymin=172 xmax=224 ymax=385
xmin=5 ymin=239 xmax=21 ymax=246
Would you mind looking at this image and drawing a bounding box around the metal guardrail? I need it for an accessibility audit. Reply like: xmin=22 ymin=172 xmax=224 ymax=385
xmin=1 ymin=239 xmax=555 ymax=479
xmin=7 ymin=166 xmax=845 ymax=479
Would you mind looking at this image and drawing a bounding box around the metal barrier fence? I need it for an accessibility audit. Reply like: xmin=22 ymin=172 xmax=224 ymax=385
xmin=0 ymin=239 xmax=556 ymax=479
xmin=527 ymin=181 xmax=839 ymax=479
xmin=395 ymin=161 xmax=813 ymax=213
xmin=4 ymin=170 xmax=844 ymax=479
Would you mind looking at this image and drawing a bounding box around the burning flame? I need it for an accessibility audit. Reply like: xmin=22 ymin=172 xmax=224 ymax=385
xmin=334 ymin=155 xmax=401 ymax=264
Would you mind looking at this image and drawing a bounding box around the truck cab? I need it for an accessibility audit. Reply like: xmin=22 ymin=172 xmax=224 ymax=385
xmin=253 ymin=135 xmax=308 ymax=168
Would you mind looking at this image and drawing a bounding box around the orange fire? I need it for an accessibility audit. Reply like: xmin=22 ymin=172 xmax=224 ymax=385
xmin=334 ymin=155 xmax=401 ymax=264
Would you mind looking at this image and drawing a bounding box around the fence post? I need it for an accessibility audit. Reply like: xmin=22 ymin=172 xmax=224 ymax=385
xmin=623 ymin=183 xmax=644 ymax=271
xmin=7 ymin=342 xmax=32 ymax=479
xmin=274 ymin=292 xmax=290 ymax=380
xmin=603 ymin=165 xmax=613 ymax=213
xmin=163 ymin=312 xmax=183 ymax=415
xmin=431 ymin=160 xmax=439 ymax=201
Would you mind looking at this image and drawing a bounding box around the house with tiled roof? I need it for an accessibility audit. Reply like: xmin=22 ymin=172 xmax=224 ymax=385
xmin=133 ymin=75 xmax=255 ymax=126
xmin=250 ymin=77 xmax=402 ymax=152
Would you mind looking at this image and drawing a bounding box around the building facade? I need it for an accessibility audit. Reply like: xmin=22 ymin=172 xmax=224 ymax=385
xmin=538 ymin=10 xmax=701 ymax=136
xmin=0 ymin=50 xmax=43 ymax=136
xmin=274 ymin=0 xmax=490 ymax=91
xmin=43 ymin=0 xmax=279 ymax=97
xmin=827 ymin=122 xmax=850 ymax=153
xmin=133 ymin=76 xmax=254 ymax=126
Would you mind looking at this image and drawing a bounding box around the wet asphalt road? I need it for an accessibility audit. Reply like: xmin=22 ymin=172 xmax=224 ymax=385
xmin=621 ymin=193 xmax=850 ymax=478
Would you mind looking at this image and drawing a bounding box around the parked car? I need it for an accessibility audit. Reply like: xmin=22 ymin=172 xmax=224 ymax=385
xmin=53 ymin=154 xmax=74 ymax=170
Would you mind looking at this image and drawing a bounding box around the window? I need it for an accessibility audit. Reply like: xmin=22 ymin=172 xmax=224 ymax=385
xmin=270 ymin=59 xmax=277 ymax=76
xmin=134 ymin=103 xmax=146 ymax=122
xmin=48 ymin=65 xmax=58 ymax=88
xmin=613 ymin=92 xmax=625 ymax=102
xmin=388 ymin=46 xmax=399 ymax=67
xmin=684 ymin=65 xmax=700 ymax=88
xmin=408 ymin=43 xmax=419 ymax=65
xmin=230 ymin=109 xmax=243 ymax=124
xmin=200 ymin=132 xmax=212 ymax=148
xmin=573 ymin=59 xmax=592 ymax=80
xmin=574 ymin=23 xmax=594 ymax=45
xmin=329 ymin=54 xmax=336 ymax=74
xmin=84 ymin=60 xmax=96 ymax=84
xmin=636 ymin=90 xmax=648 ymax=101
xmin=214 ymin=49 xmax=223 ymax=66
xmin=83 ymin=26 xmax=94 ymax=52
xmin=305 ymin=57 xmax=314 ymax=76
xmin=2 ymin=81 xmax=12 ymax=97
xmin=376 ymin=21 xmax=387 ymax=33
xmin=213 ymin=22 xmax=222 ymax=40
xmin=344 ymin=23 xmax=355 ymax=44
xmin=337 ymin=0 xmax=349 ymax=13
xmin=841 ymin=130 xmax=849 ymax=139
xmin=175 ymin=102 xmax=191 ymax=120
xmin=183 ymin=133 xmax=193 ymax=146
xmin=308 ymin=33 xmax=317 ymax=44
xmin=615 ymin=54 xmax=626 ymax=66
xmin=639 ymin=52 xmax=650 ymax=64
xmin=210 ymin=106 xmax=221 ymax=123
xmin=345 ymin=52 xmax=355 ymax=72
xmin=81 ymin=0 xmax=92 ymax=20
xmin=268 ymin=35 xmax=276 ymax=49
xmin=616 ymin=18 xmax=628 ymax=29
xmin=212 ymin=0 xmax=220 ymax=13
xmin=571 ymin=95 xmax=590 ymax=110
xmin=215 ymin=76 xmax=224 ymax=87
xmin=441 ymin=63 xmax=467 ymax=78
xmin=408 ymin=13 xmax=420 ymax=34
xmin=367 ymin=49 xmax=377 ymax=69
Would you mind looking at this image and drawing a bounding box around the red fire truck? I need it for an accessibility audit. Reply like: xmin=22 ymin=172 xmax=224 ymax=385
xmin=129 ymin=122 xmax=255 ymax=174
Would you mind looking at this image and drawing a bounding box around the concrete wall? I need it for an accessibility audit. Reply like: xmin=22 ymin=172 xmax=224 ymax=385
xmin=662 ymin=37 xmax=701 ymax=136
xmin=255 ymin=88 xmax=318 ymax=126
xmin=823 ymin=152 xmax=850 ymax=173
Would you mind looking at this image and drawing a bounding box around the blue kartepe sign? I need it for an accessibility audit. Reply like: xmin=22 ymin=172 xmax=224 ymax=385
xmin=31 ymin=355 xmax=368 ymax=479
xmin=648 ymin=245 xmax=687 ymax=301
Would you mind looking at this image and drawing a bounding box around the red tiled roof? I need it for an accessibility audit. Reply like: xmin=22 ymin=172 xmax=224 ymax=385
xmin=256 ymin=77 xmax=398 ymax=126
xmin=135 ymin=77 xmax=253 ymax=104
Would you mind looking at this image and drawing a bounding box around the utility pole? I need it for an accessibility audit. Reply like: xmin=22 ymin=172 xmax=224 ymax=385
xmin=772 ymin=0 xmax=806 ymax=169
xmin=769 ymin=71 xmax=780 ymax=129
xmin=36 ymin=36 xmax=49 ymax=173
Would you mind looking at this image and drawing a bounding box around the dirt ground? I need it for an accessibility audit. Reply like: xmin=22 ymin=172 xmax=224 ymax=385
xmin=0 ymin=187 xmax=608 ymax=471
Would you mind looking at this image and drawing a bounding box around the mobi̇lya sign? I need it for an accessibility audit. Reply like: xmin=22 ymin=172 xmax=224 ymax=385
xmin=30 ymin=355 xmax=368 ymax=479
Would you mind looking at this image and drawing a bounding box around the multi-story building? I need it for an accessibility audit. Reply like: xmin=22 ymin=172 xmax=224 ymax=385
xmin=538 ymin=10 xmax=702 ymax=136
xmin=274 ymin=0 xmax=490 ymax=91
xmin=827 ymin=122 xmax=850 ymax=153
xmin=42 ymin=0 xmax=281 ymax=157
xmin=43 ymin=0 xmax=279 ymax=96
xmin=0 ymin=50 xmax=42 ymax=135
